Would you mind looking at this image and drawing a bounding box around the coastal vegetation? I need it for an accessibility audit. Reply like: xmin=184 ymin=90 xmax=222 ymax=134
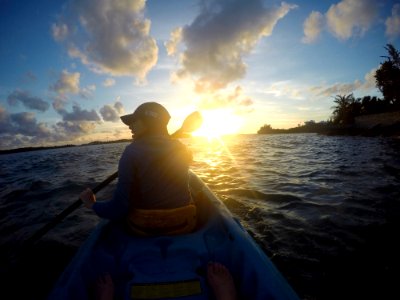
xmin=258 ymin=44 xmax=400 ymax=136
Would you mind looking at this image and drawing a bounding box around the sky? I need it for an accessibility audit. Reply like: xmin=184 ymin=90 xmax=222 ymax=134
xmin=0 ymin=0 xmax=399 ymax=149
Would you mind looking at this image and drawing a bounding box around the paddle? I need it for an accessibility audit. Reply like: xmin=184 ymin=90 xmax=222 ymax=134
xmin=24 ymin=111 xmax=203 ymax=247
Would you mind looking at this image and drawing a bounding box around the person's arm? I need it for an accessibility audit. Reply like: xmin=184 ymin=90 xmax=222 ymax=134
xmin=81 ymin=146 xmax=136 ymax=220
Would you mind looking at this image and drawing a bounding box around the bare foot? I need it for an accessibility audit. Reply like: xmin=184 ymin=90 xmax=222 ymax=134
xmin=95 ymin=273 xmax=114 ymax=300
xmin=207 ymin=262 xmax=237 ymax=300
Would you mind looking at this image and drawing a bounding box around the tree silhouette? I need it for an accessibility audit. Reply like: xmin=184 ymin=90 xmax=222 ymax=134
xmin=331 ymin=94 xmax=357 ymax=124
xmin=257 ymin=124 xmax=273 ymax=134
xmin=375 ymin=44 xmax=400 ymax=110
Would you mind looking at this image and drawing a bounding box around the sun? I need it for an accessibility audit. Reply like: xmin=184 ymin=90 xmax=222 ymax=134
xmin=192 ymin=109 xmax=243 ymax=138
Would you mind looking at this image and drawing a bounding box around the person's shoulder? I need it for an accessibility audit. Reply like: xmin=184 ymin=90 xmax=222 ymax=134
xmin=122 ymin=141 xmax=143 ymax=156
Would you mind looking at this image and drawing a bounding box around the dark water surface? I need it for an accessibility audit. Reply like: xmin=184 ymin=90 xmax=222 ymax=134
xmin=1 ymin=134 xmax=400 ymax=299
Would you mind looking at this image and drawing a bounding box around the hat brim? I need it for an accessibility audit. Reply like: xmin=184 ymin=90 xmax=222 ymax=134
xmin=120 ymin=114 xmax=137 ymax=126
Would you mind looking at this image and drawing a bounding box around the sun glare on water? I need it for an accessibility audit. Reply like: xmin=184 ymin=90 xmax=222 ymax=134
xmin=192 ymin=109 xmax=243 ymax=139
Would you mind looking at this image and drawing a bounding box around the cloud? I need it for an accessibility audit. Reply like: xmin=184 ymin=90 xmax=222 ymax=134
xmin=197 ymin=86 xmax=253 ymax=113
xmin=51 ymin=23 xmax=68 ymax=41
xmin=80 ymin=84 xmax=96 ymax=99
xmin=7 ymin=89 xmax=49 ymax=112
xmin=114 ymin=101 xmax=124 ymax=114
xmin=310 ymin=67 xmax=378 ymax=96
xmin=60 ymin=104 xmax=101 ymax=122
xmin=312 ymin=80 xmax=362 ymax=97
xmin=165 ymin=27 xmax=183 ymax=56
xmin=361 ymin=67 xmax=377 ymax=90
xmin=302 ymin=0 xmax=379 ymax=43
xmin=51 ymin=94 xmax=69 ymax=113
xmin=100 ymin=101 xmax=125 ymax=122
xmin=167 ymin=0 xmax=297 ymax=92
xmin=51 ymin=70 xmax=80 ymax=95
xmin=309 ymin=67 xmax=378 ymax=97
xmin=0 ymin=106 xmax=51 ymax=137
xmin=262 ymin=81 xmax=305 ymax=100
xmin=302 ymin=11 xmax=324 ymax=43
xmin=54 ymin=120 xmax=96 ymax=135
xmin=52 ymin=0 xmax=158 ymax=81
xmin=326 ymin=0 xmax=378 ymax=40
xmin=103 ymin=78 xmax=116 ymax=87
xmin=0 ymin=105 xmax=99 ymax=149
xmin=50 ymin=70 xmax=95 ymax=100
xmin=386 ymin=4 xmax=400 ymax=40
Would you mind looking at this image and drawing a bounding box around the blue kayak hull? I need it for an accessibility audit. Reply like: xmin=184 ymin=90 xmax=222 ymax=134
xmin=48 ymin=171 xmax=299 ymax=299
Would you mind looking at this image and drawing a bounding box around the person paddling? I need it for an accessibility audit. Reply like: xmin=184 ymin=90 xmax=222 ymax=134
xmin=80 ymin=102 xmax=196 ymax=235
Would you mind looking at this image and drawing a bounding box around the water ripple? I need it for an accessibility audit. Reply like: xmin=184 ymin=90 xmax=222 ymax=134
xmin=1 ymin=135 xmax=400 ymax=299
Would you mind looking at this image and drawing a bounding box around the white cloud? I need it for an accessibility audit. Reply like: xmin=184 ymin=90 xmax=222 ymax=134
xmin=50 ymin=70 xmax=96 ymax=100
xmin=196 ymin=85 xmax=253 ymax=113
xmin=361 ymin=67 xmax=377 ymax=90
xmin=302 ymin=11 xmax=324 ymax=43
xmin=167 ymin=0 xmax=297 ymax=92
xmin=326 ymin=0 xmax=378 ymax=40
xmin=386 ymin=4 xmax=400 ymax=40
xmin=52 ymin=0 xmax=158 ymax=82
xmin=51 ymin=70 xmax=80 ymax=95
xmin=103 ymin=78 xmax=116 ymax=87
xmin=80 ymin=84 xmax=96 ymax=99
xmin=165 ymin=27 xmax=183 ymax=56
xmin=311 ymin=80 xmax=362 ymax=97
xmin=262 ymin=81 xmax=306 ymax=100
xmin=309 ymin=67 xmax=378 ymax=97
xmin=51 ymin=23 xmax=68 ymax=42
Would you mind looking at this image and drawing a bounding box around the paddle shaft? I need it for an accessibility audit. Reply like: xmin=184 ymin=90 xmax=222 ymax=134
xmin=25 ymin=171 xmax=118 ymax=247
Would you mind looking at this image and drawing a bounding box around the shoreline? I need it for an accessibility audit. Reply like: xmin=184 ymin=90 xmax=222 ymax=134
xmin=258 ymin=123 xmax=400 ymax=138
xmin=2 ymin=125 xmax=400 ymax=155
xmin=0 ymin=139 xmax=132 ymax=155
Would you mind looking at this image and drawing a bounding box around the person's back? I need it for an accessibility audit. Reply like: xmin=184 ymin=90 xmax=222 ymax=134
xmin=126 ymin=135 xmax=191 ymax=209
xmin=80 ymin=102 xmax=195 ymax=235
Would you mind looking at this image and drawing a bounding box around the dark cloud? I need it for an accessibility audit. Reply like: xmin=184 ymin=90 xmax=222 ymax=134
xmin=0 ymin=107 xmax=51 ymax=138
xmin=7 ymin=89 xmax=49 ymax=112
xmin=114 ymin=101 xmax=124 ymax=114
xmin=54 ymin=120 xmax=96 ymax=135
xmin=60 ymin=105 xmax=101 ymax=122
xmin=100 ymin=101 xmax=125 ymax=122
xmin=0 ymin=105 xmax=99 ymax=150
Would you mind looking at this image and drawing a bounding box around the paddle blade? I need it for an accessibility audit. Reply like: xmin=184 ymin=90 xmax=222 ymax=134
xmin=181 ymin=111 xmax=203 ymax=133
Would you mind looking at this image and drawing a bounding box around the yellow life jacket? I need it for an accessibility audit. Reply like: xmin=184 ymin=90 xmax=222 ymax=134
xmin=127 ymin=204 xmax=197 ymax=236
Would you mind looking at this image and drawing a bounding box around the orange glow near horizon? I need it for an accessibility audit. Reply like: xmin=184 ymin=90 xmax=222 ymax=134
xmin=192 ymin=109 xmax=243 ymax=139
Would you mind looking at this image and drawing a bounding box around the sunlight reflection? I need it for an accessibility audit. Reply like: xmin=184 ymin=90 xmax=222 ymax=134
xmin=189 ymin=135 xmax=251 ymax=191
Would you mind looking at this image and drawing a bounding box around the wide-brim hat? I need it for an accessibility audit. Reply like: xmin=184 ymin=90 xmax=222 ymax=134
xmin=120 ymin=102 xmax=171 ymax=126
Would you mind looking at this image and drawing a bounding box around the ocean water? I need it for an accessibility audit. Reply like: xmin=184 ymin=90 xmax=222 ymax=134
xmin=1 ymin=134 xmax=400 ymax=299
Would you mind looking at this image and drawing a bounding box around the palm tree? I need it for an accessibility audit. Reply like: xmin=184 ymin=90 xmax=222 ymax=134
xmin=331 ymin=94 xmax=356 ymax=124
xmin=375 ymin=44 xmax=400 ymax=110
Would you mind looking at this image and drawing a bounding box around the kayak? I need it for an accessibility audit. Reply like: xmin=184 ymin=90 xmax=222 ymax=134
xmin=48 ymin=171 xmax=299 ymax=300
